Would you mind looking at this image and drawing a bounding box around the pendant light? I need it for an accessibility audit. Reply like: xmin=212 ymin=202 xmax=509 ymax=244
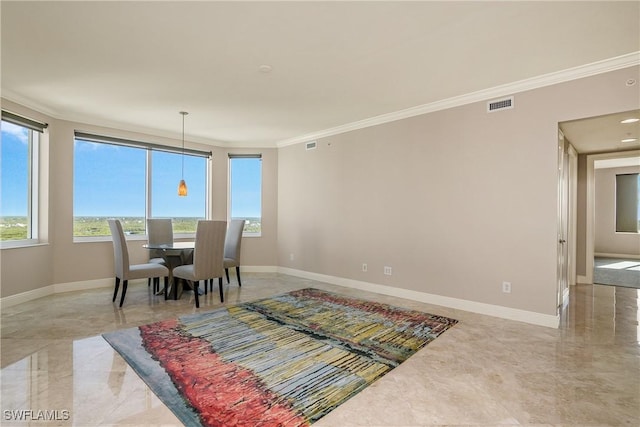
xmin=177 ymin=111 xmax=188 ymax=196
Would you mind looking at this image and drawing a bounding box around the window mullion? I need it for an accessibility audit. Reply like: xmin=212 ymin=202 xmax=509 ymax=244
xmin=207 ymin=157 xmax=212 ymax=220
xmin=29 ymin=130 xmax=39 ymax=240
xmin=146 ymin=149 xmax=152 ymax=224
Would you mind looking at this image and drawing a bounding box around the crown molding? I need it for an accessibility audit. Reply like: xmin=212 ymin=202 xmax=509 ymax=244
xmin=1 ymin=90 xmax=232 ymax=148
xmin=276 ymin=52 xmax=640 ymax=148
xmin=1 ymin=90 xmax=277 ymax=149
xmin=4 ymin=52 xmax=638 ymax=149
xmin=1 ymin=88 xmax=60 ymax=118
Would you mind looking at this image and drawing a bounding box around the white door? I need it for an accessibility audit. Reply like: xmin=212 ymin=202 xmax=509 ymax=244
xmin=567 ymin=145 xmax=578 ymax=288
xmin=557 ymin=130 xmax=569 ymax=308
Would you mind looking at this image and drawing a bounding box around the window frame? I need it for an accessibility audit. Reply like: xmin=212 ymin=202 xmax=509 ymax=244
xmin=0 ymin=111 xmax=46 ymax=248
xmin=615 ymin=172 xmax=640 ymax=234
xmin=73 ymin=132 xmax=212 ymax=241
xmin=228 ymin=154 xmax=263 ymax=237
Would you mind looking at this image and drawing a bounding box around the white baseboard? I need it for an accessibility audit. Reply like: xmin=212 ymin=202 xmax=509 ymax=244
xmin=0 ymin=268 xmax=274 ymax=308
xmin=0 ymin=285 xmax=56 ymax=309
xmin=54 ymin=278 xmax=113 ymax=293
xmin=595 ymin=252 xmax=640 ymax=260
xmin=1 ymin=278 xmax=115 ymax=309
xmin=1 ymin=267 xmax=560 ymax=328
xmin=577 ymin=275 xmax=589 ymax=284
xmin=278 ymin=267 xmax=559 ymax=328
xmin=240 ymin=265 xmax=278 ymax=273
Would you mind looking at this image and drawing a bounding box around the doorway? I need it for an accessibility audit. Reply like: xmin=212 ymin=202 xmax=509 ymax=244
xmin=557 ymin=129 xmax=576 ymax=309
xmin=559 ymin=109 xmax=640 ymax=288
xmin=586 ymin=151 xmax=640 ymax=285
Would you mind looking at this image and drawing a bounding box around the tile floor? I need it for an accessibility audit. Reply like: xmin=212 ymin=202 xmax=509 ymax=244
xmin=1 ymin=273 xmax=639 ymax=426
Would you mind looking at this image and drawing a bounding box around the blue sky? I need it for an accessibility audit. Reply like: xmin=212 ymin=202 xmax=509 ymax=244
xmin=230 ymin=157 xmax=262 ymax=219
xmin=1 ymin=123 xmax=29 ymax=216
xmin=74 ymin=140 xmax=208 ymax=217
xmin=2 ymin=123 xmax=262 ymax=218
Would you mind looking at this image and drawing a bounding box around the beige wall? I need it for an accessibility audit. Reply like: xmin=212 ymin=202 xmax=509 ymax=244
xmin=277 ymin=66 xmax=640 ymax=316
xmin=0 ymin=99 xmax=278 ymax=297
xmin=576 ymin=154 xmax=588 ymax=276
xmin=1 ymin=100 xmax=55 ymax=297
xmin=2 ymin=66 xmax=639 ymax=318
xmin=594 ymin=166 xmax=640 ymax=256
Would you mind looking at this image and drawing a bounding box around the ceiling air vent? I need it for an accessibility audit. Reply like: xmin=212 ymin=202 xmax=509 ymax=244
xmin=305 ymin=141 xmax=317 ymax=150
xmin=487 ymin=96 xmax=514 ymax=113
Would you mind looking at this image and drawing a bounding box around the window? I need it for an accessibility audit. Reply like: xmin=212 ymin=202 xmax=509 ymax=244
xmin=615 ymin=173 xmax=640 ymax=233
xmin=229 ymin=155 xmax=262 ymax=235
xmin=0 ymin=111 xmax=46 ymax=243
xmin=73 ymin=132 xmax=210 ymax=238
xmin=151 ymin=150 xmax=207 ymax=234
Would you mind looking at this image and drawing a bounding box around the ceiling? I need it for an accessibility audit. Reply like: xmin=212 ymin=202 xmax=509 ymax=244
xmin=2 ymin=1 xmax=639 ymax=148
xmin=560 ymin=109 xmax=640 ymax=155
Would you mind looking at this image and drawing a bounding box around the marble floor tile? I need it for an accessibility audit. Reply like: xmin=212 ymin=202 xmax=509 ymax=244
xmin=1 ymin=274 xmax=639 ymax=426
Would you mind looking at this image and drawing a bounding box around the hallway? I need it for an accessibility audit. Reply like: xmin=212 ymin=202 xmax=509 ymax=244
xmin=594 ymin=257 xmax=640 ymax=289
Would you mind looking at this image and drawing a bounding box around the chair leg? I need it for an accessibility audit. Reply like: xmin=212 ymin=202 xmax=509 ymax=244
xmin=113 ymin=277 xmax=121 ymax=302
xmin=164 ymin=276 xmax=169 ymax=300
xmin=119 ymin=280 xmax=128 ymax=307
xmin=148 ymin=278 xmax=151 ymax=287
xmin=193 ymin=281 xmax=200 ymax=308
xmin=225 ymin=268 xmax=230 ymax=284
xmin=218 ymin=277 xmax=224 ymax=303
xmin=236 ymin=266 xmax=241 ymax=287
xmin=153 ymin=277 xmax=159 ymax=293
xmin=203 ymin=279 xmax=208 ymax=295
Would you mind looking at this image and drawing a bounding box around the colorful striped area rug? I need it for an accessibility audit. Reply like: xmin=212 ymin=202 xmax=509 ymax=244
xmin=102 ymin=288 xmax=458 ymax=427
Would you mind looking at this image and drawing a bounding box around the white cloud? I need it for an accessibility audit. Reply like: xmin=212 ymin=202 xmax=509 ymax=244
xmin=74 ymin=140 xmax=103 ymax=151
xmin=1 ymin=122 xmax=28 ymax=144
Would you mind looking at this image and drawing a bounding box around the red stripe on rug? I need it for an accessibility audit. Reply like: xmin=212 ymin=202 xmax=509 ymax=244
xmin=139 ymin=318 xmax=309 ymax=427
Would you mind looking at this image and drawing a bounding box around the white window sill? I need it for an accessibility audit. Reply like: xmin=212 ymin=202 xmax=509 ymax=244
xmin=74 ymin=233 xmax=197 ymax=243
xmin=0 ymin=240 xmax=49 ymax=250
xmin=242 ymin=232 xmax=262 ymax=238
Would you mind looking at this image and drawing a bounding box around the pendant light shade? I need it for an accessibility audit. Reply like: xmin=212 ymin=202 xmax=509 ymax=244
xmin=178 ymin=179 xmax=188 ymax=196
xmin=178 ymin=111 xmax=188 ymax=197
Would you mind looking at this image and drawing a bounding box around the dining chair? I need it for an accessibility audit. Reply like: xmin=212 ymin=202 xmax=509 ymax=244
xmin=108 ymin=219 xmax=169 ymax=307
xmin=146 ymin=218 xmax=173 ymax=292
xmin=222 ymin=219 xmax=245 ymax=287
xmin=172 ymin=220 xmax=227 ymax=308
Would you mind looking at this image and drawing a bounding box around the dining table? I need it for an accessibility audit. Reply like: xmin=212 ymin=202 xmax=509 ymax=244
xmin=143 ymin=241 xmax=195 ymax=300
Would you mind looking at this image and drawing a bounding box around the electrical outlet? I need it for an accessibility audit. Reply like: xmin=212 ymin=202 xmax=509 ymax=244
xmin=290 ymin=253 xmax=294 ymax=261
xmin=362 ymin=263 xmax=368 ymax=272
xmin=384 ymin=266 xmax=392 ymax=276
xmin=502 ymin=281 xmax=512 ymax=293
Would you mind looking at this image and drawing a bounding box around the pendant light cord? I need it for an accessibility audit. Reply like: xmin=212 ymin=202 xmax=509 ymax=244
xmin=180 ymin=111 xmax=187 ymax=179
xmin=177 ymin=111 xmax=189 ymax=197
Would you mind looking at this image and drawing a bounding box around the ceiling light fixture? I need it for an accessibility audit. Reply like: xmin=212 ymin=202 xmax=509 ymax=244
xmin=259 ymin=64 xmax=273 ymax=73
xmin=621 ymin=138 xmax=638 ymax=143
xmin=620 ymin=118 xmax=640 ymax=124
xmin=178 ymin=111 xmax=188 ymax=197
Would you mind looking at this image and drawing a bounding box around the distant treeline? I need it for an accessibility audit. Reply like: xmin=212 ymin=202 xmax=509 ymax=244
xmin=0 ymin=216 xmax=261 ymax=240
xmin=0 ymin=216 xmax=29 ymax=240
